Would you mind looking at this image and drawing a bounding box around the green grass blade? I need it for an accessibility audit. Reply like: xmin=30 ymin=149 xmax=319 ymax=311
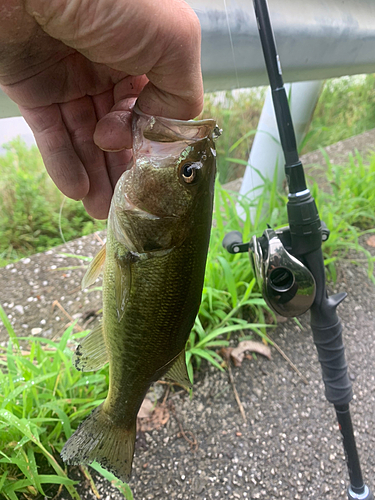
xmin=1 ymin=372 xmax=59 ymax=410
xmin=0 ymin=304 xmax=19 ymax=350
xmin=90 ymin=463 xmax=133 ymax=499
xmin=217 ymin=256 xmax=238 ymax=307
xmin=189 ymin=348 xmax=224 ymax=371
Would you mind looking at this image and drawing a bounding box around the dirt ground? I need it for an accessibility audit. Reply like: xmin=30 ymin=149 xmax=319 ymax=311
xmin=1 ymin=130 xmax=375 ymax=500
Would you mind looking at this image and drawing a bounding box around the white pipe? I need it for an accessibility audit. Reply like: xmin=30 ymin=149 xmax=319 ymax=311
xmin=238 ymin=80 xmax=324 ymax=217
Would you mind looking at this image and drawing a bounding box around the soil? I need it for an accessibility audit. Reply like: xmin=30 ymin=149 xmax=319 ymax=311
xmin=1 ymin=130 xmax=375 ymax=500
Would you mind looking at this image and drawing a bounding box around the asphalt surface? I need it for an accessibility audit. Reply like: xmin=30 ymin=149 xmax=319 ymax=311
xmin=1 ymin=131 xmax=375 ymax=499
xmin=1 ymin=233 xmax=375 ymax=500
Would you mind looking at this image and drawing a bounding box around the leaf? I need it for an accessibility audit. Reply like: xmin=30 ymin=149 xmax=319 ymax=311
xmin=89 ymin=463 xmax=133 ymax=500
xmin=137 ymin=398 xmax=154 ymax=419
xmin=42 ymin=402 xmax=72 ymax=439
xmin=137 ymin=403 xmax=170 ymax=432
xmin=219 ymin=347 xmax=233 ymax=363
xmin=58 ymin=253 xmax=93 ymax=262
xmin=0 ymin=304 xmax=19 ymax=350
xmin=27 ymin=446 xmax=46 ymax=496
xmin=1 ymin=372 xmax=59 ymax=410
xmin=38 ymin=475 xmax=77 ymax=486
xmin=0 ymin=471 xmax=8 ymax=491
xmin=0 ymin=410 xmax=81 ymax=500
xmin=230 ymin=341 xmax=271 ymax=367
xmin=189 ymin=348 xmax=224 ymax=371
xmin=366 ymin=235 xmax=375 ymax=247
xmin=217 ymin=256 xmax=237 ymax=307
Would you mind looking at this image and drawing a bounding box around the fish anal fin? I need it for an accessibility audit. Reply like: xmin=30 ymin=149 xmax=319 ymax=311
xmin=73 ymin=322 xmax=108 ymax=372
xmin=61 ymin=403 xmax=136 ymax=482
xmin=82 ymin=244 xmax=106 ymax=290
xmin=164 ymin=350 xmax=192 ymax=391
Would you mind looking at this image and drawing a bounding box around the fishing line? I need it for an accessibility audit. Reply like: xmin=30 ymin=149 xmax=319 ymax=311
xmin=58 ymin=196 xmax=67 ymax=244
xmin=223 ymin=0 xmax=240 ymax=91
xmin=222 ymin=0 xmax=259 ymax=210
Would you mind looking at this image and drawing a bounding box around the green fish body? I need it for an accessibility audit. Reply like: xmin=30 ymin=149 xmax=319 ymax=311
xmin=61 ymin=108 xmax=218 ymax=481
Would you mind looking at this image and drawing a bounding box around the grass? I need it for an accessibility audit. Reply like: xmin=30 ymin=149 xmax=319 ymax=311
xmin=310 ymin=150 xmax=375 ymax=281
xmin=2 ymin=152 xmax=375 ymax=497
xmin=1 ymin=74 xmax=375 ymax=266
xmin=0 ymin=181 xmax=283 ymax=499
xmin=2 ymin=73 xmax=375 ymax=497
xmin=0 ymin=311 xmax=133 ymax=500
xmin=175 ymin=181 xmax=283 ymax=377
xmin=200 ymin=89 xmax=266 ymax=184
xmin=200 ymin=74 xmax=375 ymax=183
xmin=0 ymin=139 xmax=105 ymax=267
xmin=303 ymin=74 xmax=375 ymax=153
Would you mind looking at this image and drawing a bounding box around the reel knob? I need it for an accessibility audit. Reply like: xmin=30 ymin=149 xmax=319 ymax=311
xmin=222 ymin=231 xmax=250 ymax=254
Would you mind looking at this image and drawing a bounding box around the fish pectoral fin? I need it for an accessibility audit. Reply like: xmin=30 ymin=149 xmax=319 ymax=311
xmin=82 ymin=244 xmax=106 ymax=290
xmin=61 ymin=403 xmax=136 ymax=482
xmin=73 ymin=322 xmax=109 ymax=372
xmin=114 ymin=253 xmax=133 ymax=322
xmin=164 ymin=350 xmax=192 ymax=391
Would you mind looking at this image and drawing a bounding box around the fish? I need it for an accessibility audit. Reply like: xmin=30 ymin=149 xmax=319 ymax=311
xmin=60 ymin=107 xmax=219 ymax=481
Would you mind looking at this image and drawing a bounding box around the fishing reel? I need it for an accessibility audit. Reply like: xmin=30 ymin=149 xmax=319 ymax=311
xmin=223 ymin=225 xmax=329 ymax=318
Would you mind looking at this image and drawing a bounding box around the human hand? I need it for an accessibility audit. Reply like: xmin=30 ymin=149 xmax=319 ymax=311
xmin=0 ymin=0 xmax=203 ymax=218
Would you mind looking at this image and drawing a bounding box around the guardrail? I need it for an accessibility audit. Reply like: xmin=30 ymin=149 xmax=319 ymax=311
xmin=193 ymin=0 xmax=375 ymax=91
xmin=1 ymin=0 xmax=375 ymax=118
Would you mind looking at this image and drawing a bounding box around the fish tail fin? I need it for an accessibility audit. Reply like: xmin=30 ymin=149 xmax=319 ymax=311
xmin=61 ymin=404 xmax=136 ymax=482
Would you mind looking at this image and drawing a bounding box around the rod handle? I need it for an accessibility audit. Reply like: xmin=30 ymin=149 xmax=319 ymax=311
xmin=311 ymin=299 xmax=353 ymax=405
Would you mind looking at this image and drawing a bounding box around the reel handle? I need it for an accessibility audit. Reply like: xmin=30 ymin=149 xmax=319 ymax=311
xmin=222 ymin=231 xmax=250 ymax=254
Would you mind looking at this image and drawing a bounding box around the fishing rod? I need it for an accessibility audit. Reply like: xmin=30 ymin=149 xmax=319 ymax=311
xmin=222 ymin=0 xmax=373 ymax=498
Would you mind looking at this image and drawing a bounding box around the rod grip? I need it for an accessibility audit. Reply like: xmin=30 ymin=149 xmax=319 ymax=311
xmin=311 ymin=317 xmax=353 ymax=405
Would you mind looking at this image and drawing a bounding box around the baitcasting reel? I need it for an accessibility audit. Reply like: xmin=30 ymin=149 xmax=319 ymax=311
xmin=223 ymin=225 xmax=328 ymax=318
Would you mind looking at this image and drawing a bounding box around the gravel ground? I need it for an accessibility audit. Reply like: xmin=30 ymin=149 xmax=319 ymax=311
xmin=1 ymin=131 xmax=375 ymax=499
xmin=1 ymin=235 xmax=374 ymax=500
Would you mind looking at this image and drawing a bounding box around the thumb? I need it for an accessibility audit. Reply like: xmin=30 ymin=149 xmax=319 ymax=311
xmin=136 ymin=3 xmax=204 ymax=120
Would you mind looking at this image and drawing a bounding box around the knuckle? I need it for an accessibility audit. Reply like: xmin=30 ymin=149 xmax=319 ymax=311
xmin=178 ymin=8 xmax=201 ymax=46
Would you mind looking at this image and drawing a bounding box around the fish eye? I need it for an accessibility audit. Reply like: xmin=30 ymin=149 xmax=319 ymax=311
xmin=181 ymin=162 xmax=197 ymax=184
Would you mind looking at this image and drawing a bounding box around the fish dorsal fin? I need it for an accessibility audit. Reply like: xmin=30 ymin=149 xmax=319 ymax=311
xmin=73 ymin=322 xmax=109 ymax=372
xmin=164 ymin=350 xmax=192 ymax=390
xmin=114 ymin=253 xmax=132 ymax=322
xmin=82 ymin=244 xmax=106 ymax=290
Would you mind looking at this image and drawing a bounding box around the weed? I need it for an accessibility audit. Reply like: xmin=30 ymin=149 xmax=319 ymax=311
xmin=301 ymin=74 xmax=375 ymax=153
xmin=0 ymin=139 xmax=105 ymax=266
xmin=0 ymin=309 xmax=134 ymax=500
xmin=186 ymin=183 xmax=279 ymax=377
xmin=199 ymin=89 xmax=266 ymax=183
xmin=309 ymin=150 xmax=375 ymax=280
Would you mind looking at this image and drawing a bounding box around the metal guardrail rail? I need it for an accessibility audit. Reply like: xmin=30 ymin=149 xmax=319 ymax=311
xmin=194 ymin=0 xmax=375 ymax=91
xmin=1 ymin=0 xmax=375 ymax=118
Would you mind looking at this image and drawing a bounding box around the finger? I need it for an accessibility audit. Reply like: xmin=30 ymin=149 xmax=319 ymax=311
xmin=19 ymin=103 xmax=89 ymax=201
xmin=25 ymin=0 xmax=203 ymax=119
xmin=91 ymin=88 xmax=114 ymax=120
xmin=94 ymin=76 xmax=147 ymax=152
xmin=59 ymin=96 xmax=113 ymax=219
xmin=137 ymin=3 xmax=204 ymax=120
xmin=94 ymin=100 xmax=135 ymax=152
xmin=91 ymin=91 xmax=132 ymax=188
xmin=104 ymin=149 xmax=134 ymax=189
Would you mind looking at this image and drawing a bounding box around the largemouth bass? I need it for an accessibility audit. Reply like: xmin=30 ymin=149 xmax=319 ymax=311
xmin=61 ymin=108 xmax=218 ymax=481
